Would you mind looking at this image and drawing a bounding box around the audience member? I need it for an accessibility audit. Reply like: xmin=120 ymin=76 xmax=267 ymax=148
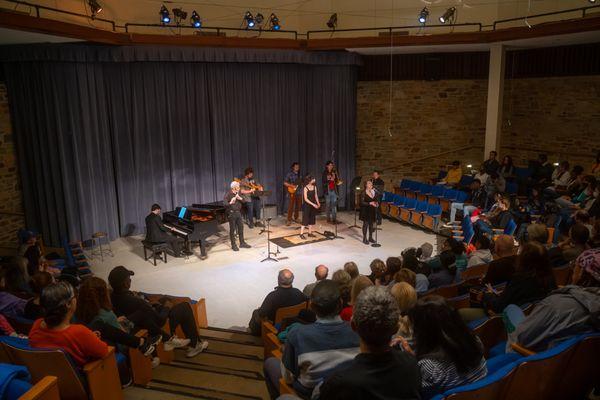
xmin=526 ymin=223 xmax=550 ymax=247
xmin=428 ymin=251 xmax=456 ymax=289
xmin=530 ymin=153 xmax=554 ymax=186
xmin=401 ymin=253 xmax=430 ymax=293
xmin=303 ymin=265 xmax=329 ymax=297
xmin=108 ymin=266 xmax=208 ymax=357
xmin=76 ymin=277 xmax=161 ymax=358
xmin=474 ymin=165 xmax=489 ymax=187
xmin=0 ymin=270 xmax=27 ymax=319
xmin=318 ymin=287 xmax=421 ymax=400
xmin=263 ymin=280 xmax=360 ymax=399
xmin=29 ymin=281 xmax=109 ymax=367
xmin=467 ymin=236 xmax=493 ymax=268
xmin=419 ymin=242 xmax=434 ymax=263
xmin=555 ymin=223 xmax=590 ymax=264
xmin=448 ymin=179 xmax=487 ymax=224
xmin=405 ymin=296 xmax=487 ymax=398
xmin=474 ymin=196 xmax=512 ymax=240
xmin=390 ymin=282 xmax=418 ymax=342
xmin=368 ymin=259 xmax=386 ymax=285
xmin=592 ymin=150 xmax=600 ymax=177
xmin=393 ymin=268 xmax=416 ymax=288
xmin=484 ymin=172 xmax=506 ymax=201
xmin=383 ymin=257 xmax=402 ymax=286
xmin=343 ymin=262 xmax=359 ymax=280
xmin=440 ymin=161 xmax=462 ymax=187
xmin=548 ymin=161 xmax=571 ymax=191
xmin=508 ymin=248 xmax=600 ymax=352
xmin=498 ymin=155 xmax=515 ymax=180
xmin=340 ymin=276 xmax=373 ymax=322
xmin=482 ymin=235 xmax=517 ymax=285
xmin=332 ymin=270 xmax=352 ymax=308
xmin=248 ymin=269 xmax=307 ymax=336
xmin=24 ymin=271 xmax=53 ymax=320
xmin=483 ymin=151 xmax=500 ymax=175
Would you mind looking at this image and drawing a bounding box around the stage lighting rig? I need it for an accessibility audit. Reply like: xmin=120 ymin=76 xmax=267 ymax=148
xmin=172 ymin=8 xmax=188 ymax=25
xmin=190 ymin=11 xmax=202 ymax=28
xmin=269 ymin=14 xmax=281 ymax=30
xmin=244 ymin=11 xmax=256 ymax=28
xmin=159 ymin=5 xmax=170 ymax=24
xmin=327 ymin=13 xmax=338 ymax=29
xmin=255 ymin=13 xmax=264 ymax=24
xmin=439 ymin=7 xmax=456 ymax=24
xmin=88 ymin=0 xmax=102 ymax=19
xmin=418 ymin=7 xmax=429 ymax=24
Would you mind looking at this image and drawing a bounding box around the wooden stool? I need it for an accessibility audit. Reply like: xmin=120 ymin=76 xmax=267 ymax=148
xmin=142 ymin=241 xmax=169 ymax=266
xmin=91 ymin=231 xmax=113 ymax=262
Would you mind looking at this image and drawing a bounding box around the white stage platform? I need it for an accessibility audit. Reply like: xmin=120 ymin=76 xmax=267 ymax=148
xmin=90 ymin=211 xmax=438 ymax=330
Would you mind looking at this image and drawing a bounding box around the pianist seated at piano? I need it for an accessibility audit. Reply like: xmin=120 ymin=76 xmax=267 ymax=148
xmin=145 ymin=204 xmax=184 ymax=257
xmin=239 ymin=167 xmax=263 ymax=229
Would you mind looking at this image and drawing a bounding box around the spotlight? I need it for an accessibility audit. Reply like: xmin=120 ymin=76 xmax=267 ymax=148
xmin=159 ymin=5 xmax=170 ymax=24
xmin=418 ymin=7 xmax=429 ymax=24
xmin=173 ymin=7 xmax=187 ymax=24
xmin=439 ymin=7 xmax=456 ymax=24
xmin=269 ymin=13 xmax=281 ymax=30
xmin=88 ymin=0 xmax=102 ymax=19
xmin=190 ymin=11 xmax=202 ymax=28
xmin=255 ymin=13 xmax=264 ymax=24
xmin=327 ymin=13 xmax=338 ymax=29
xmin=589 ymin=0 xmax=596 ymax=3
xmin=244 ymin=11 xmax=255 ymax=28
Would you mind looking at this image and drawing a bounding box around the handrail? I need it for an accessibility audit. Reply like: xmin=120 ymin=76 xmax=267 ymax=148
xmin=390 ymin=145 xmax=484 ymax=168
xmin=306 ymin=23 xmax=483 ymax=40
xmin=500 ymin=145 xmax=595 ymax=161
xmin=493 ymin=4 xmax=600 ymax=30
xmin=0 ymin=211 xmax=24 ymax=217
xmin=1 ymin=0 xmax=116 ymax=31
xmin=124 ymin=23 xmax=298 ymax=40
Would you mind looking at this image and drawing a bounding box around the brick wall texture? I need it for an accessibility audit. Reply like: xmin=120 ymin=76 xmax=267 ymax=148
xmin=357 ymin=75 xmax=600 ymax=189
xmin=0 ymin=83 xmax=25 ymax=249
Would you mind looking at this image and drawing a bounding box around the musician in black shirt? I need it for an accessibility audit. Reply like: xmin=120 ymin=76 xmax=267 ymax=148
xmin=224 ymin=181 xmax=252 ymax=252
xmin=145 ymin=204 xmax=184 ymax=257
xmin=372 ymin=170 xmax=385 ymax=225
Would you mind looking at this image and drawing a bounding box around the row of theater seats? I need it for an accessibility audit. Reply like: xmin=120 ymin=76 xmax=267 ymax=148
xmin=0 ymin=296 xmax=207 ymax=400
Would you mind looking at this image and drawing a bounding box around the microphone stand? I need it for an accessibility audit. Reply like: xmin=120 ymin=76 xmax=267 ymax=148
xmin=371 ymin=199 xmax=381 ymax=248
xmin=261 ymin=218 xmax=278 ymax=262
xmin=349 ymin=187 xmax=361 ymax=229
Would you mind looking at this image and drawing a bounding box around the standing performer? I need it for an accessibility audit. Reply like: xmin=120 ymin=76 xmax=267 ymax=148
xmin=239 ymin=167 xmax=263 ymax=229
xmin=322 ymin=161 xmax=340 ymax=223
xmin=224 ymin=182 xmax=252 ymax=252
xmin=360 ymin=180 xmax=380 ymax=244
xmin=372 ymin=170 xmax=385 ymax=225
xmin=145 ymin=204 xmax=184 ymax=257
xmin=300 ymin=175 xmax=320 ymax=240
xmin=284 ymin=162 xmax=302 ymax=226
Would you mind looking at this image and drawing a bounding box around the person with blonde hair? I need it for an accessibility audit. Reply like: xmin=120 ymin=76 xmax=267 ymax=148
xmin=368 ymin=259 xmax=386 ymax=285
xmin=340 ymin=276 xmax=373 ymax=321
xmin=390 ymin=282 xmax=418 ymax=341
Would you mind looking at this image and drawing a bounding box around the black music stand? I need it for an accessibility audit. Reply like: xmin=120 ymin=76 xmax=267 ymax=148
xmin=261 ymin=218 xmax=278 ymax=262
xmin=348 ymin=176 xmax=362 ymax=229
xmin=258 ymin=191 xmax=273 ymax=235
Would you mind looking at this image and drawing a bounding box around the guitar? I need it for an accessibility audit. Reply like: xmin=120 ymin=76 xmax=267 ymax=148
xmin=287 ymin=185 xmax=299 ymax=194
xmin=234 ymin=177 xmax=263 ymax=192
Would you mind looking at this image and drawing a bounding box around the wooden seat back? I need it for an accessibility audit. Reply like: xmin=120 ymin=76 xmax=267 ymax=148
xmin=274 ymin=301 xmax=308 ymax=324
xmin=552 ymin=264 xmax=573 ymax=287
xmin=445 ymin=366 xmax=518 ymax=400
xmin=471 ymin=316 xmax=507 ymax=358
xmin=20 ymin=376 xmax=61 ymax=400
xmin=553 ymin=334 xmax=600 ymax=400
xmin=460 ymin=263 xmax=489 ymax=281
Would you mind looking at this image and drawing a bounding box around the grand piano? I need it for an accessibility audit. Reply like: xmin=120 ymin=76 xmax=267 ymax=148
xmin=162 ymin=202 xmax=226 ymax=258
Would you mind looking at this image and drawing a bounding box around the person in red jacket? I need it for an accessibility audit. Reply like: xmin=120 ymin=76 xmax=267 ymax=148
xmin=29 ymin=281 xmax=108 ymax=367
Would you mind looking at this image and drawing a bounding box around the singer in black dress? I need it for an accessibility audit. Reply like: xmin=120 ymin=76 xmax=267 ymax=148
xmin=300 ymin=175 xmax=320 ymax=240
xmin=360 ymin=179 xmax=381 ymax=244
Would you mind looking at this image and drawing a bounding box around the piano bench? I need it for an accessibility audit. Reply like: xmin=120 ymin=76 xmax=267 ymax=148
xmin=142 ymin=241 xmax=170 ymax=266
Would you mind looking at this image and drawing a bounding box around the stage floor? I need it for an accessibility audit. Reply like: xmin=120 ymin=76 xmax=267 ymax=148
xmin=91 ymin=211 xmax=438 ymax=330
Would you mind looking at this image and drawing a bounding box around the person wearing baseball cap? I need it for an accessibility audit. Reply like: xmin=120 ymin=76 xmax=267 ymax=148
xmin=108 ymin=266 xmax=208 ymax=358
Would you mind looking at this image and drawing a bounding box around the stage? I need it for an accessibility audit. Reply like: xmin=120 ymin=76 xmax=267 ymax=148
xmin=91 ymin=211 xmax=438 ymax=330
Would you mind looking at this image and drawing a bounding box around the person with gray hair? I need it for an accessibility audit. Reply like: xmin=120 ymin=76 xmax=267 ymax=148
xmin=318 ymin=286 xmax=421 ymax=399
xmin=224 ymin=181 xmax=251 ymax=251
xmin=303 ymin=265 xmax=329 ymax=297
xmin=248 ymin=269 xmax=306 ymax=336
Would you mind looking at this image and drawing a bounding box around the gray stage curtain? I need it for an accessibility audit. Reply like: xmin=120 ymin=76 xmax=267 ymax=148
xmin=1 ymin=44 xmax=358 ymax=245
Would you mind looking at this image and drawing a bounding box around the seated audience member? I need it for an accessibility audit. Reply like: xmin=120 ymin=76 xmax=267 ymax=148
xmin=0 ymin=313 xmax=20 ymax=337
xmin=419 ymin=242 xmax=435 ymax=264
xmin=76 ymin=277 xmax=161 ymax=358
xmin=482 ymin=242 xmax=556 ymax=315
xmin=393 ymin=268 xmax=416 ymax=288
xmin=340 ymin=276 xmax=373 ymax=321
xmin=484 ymin=173 xmax=506 ymax=202
xmin=530 ymin=153 xmax=554 ymax=186
xmin=546 ymin=161 xmax=571 ymax=194
xmin=19 ymin=231 xmax=45 ymax=277
xmin=277 ymin=309 xmax=317 ymax=344
xmin=332 ymin=270 xmax=352 ymax=309
xmin=447 ymin=179 xmax=487 ymax=224
xmin=343 ymin=262 xmax=359 ymax=280
xmin=2 ymin=263 xmax=31 ymax=296
xmin=483 ymin=151 xmax=500 ymax=176
xmin=439 ymin=161 xmax=462 ymax=187
xmin=498 ymin=155 xmax=515 ymax=180
xmin=573 ymin=210 xmax=593 ymax=236
xmin=390 ymin=282 xmax=418 ymax=342
xmin=382 ymin=257 xmax=403 ymax=286
xmin=474 ymin=165 xmax=489 ymax=187
xmin=108 ymin=266 xmax=208 ymax=357
xmin=24 ymin=272 xmax=54 ymax=320
xmin=401 ymin=254 xmax=430 ymax=293
xmin=590 ymin=219 xmax=600 ymax=248
xmin=318 ymin=287 xmax=421 ymax=400
xmin=508 ymin=248 xmax=600 ymax=352
xmin=0 ymin=270 xmax=27 ymax=319
xmin=526 ymin=223 xmax=550 ymax=247
xmin=406 ymin=296 xmax=487 ymax=398
xmin=551 ymin=223 xmax=590 ymax=265
xmin=248 ymin=269 xmax=307 ymax=336
xmin=367 ymin=259 xmax=386 ymax=285
xmin=29 ymin=281 xmax=109 ymax=367
xmin=303 ymin=265 xmax=329 ymax=297
xmin=263 ymin=280 xmax=360 ymax=399
xmin=481 ymin=235 xmax=517 ymax=285
xmin=474 ymin=196 xmax=512 ymax=240
xmin=428 ymin=251 xmax=456 ymax=289
xmin=449 ymin=240 xmax=468 ymax=281
xmin=467 ymin=235 xmax=493 ymax=268
xmin=145 ymin=203 xmax=184 ymax=257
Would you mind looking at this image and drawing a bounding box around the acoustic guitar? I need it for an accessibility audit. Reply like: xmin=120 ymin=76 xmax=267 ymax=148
xmin=287 ymin=185 xmax=299 ymax=194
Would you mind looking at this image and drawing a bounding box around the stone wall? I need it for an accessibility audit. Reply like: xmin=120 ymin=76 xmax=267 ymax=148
xmin=357 ymin=76 xmax=600 ymax=190
xmin=356 ymin=79 xmax=488 ymax=188
xmin=0 ymin=83 xmax=25 ymax=250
